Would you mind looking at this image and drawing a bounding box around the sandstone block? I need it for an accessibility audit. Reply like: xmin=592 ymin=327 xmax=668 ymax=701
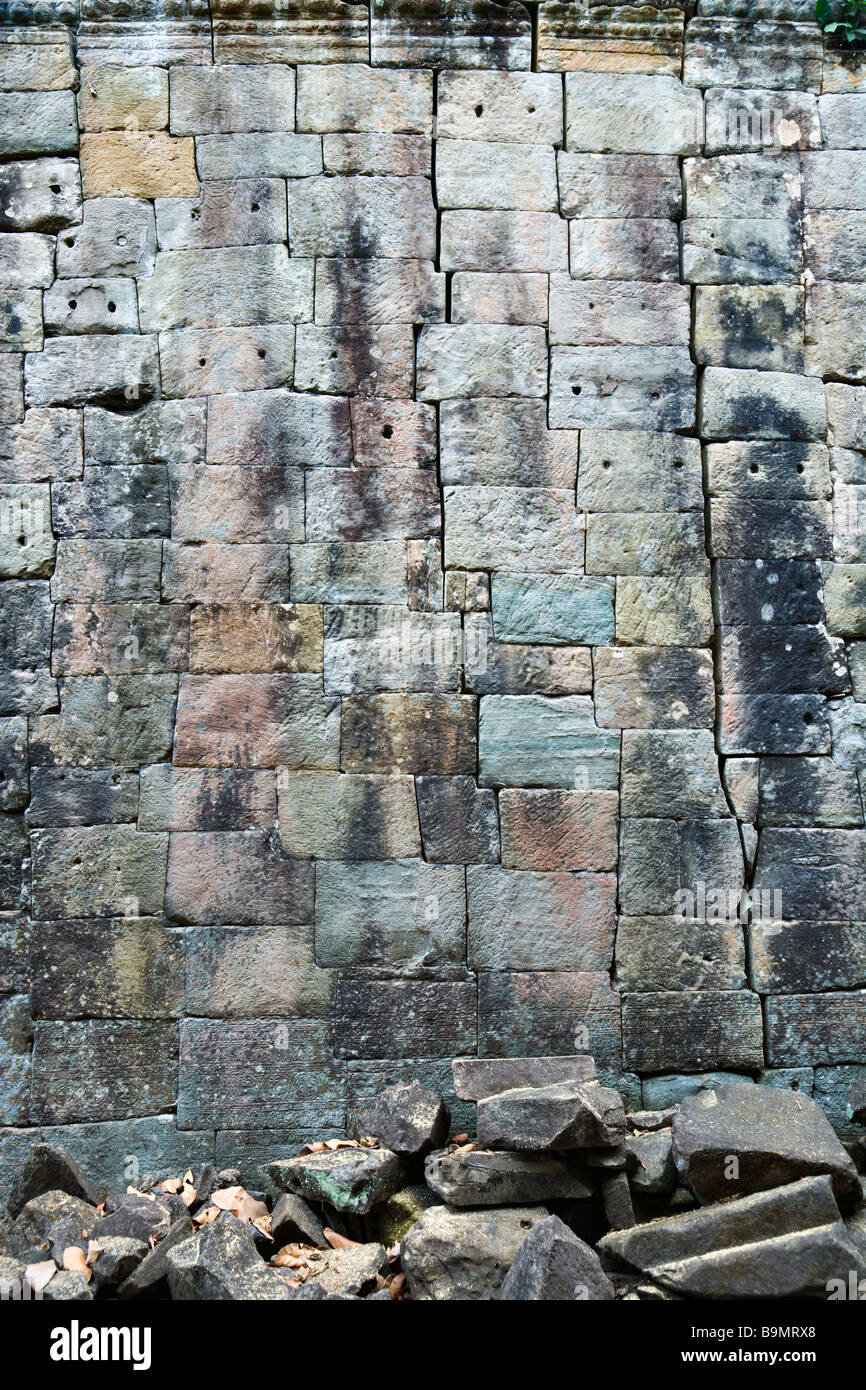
xmin=444 ymin=485 xmax=583 ymax=572
xmin=155 ymin=179 xmax=287 ymax=251
xmin=165 ymin=830 xmax=313 ymax=927
xmin=31 ymin=825 xmax=168 ymax=920
xmin=206 ymin=389 xmax=351 ymax=469
xmin=700 ymin=367 xmax=827 ymax=442
xmin=464 ymin=614 xmax=593 ymax=696
xmin=139 ymin=245 xmax=313 ymax=332
xmin=451 ymin=272 xmax=548 ymax=326
xmin=490 ymin=572 xmax=614 ymax=645
xmin=681 ymin=217 xmax=802 ymax=284
xmin=278 ymin=772 xmax=420 ymax=859
xmin=616 ymin=576 xmax=714 ymax=647
xmin=51 ymin=602 xmax=189 ymax=675
xmin=550 ymin=277 xmax=690 ymax=347
xmin=577 ymin=430 xmax=702 ymax=512
xmin=195 ymin=132 xmax=322 ymax=179
xmin=499 ymin=788 xmax=619 ymax=872
xmin=467 ymin=866 xmax=616 ymax=972
xmin=478 ymin=694 xmax=620 ymax=790
xmin=0 ymin=90 xmax=76 ymax=158
xmin=186 ymin=923 xmax=331 ymax=1020
xmin=621 ymin=730 xmax=729 ymax=819
xmin=290 ymin=542 xmax=407 ymax=606
xmin=43 ymin=277 xmax=138 ymax=336
xmin=557 ymin=152 xmax=681 ymax=218
xmin=173 ymin=674 xmax=340 ymax=769
xmin=335 ymin=978 xmax=477 ymax=1061
xmin=436 ymin=140 xmax=557 ymax=211
xmin=719 ymin=694 xmax=831 ymax=755
xmin=416 ymin=775 xmax=500 ymax=865
xmin=0 ymin=158 xmax=81 ymax=233
xmin=623 ymin=992 xmax=764 ymax=1072
xmin=297 ymin=62 xmax=431 ymax=134
xmin=78 ymin=64 xmax=168 ymax=132
xmin=139 ymin=765 xmax=276 ymax=832
xmin=478 ymin=970 xmax=622 ymax=1064
xmin=585 ymin=512 xmax=706 ymax=577
xmin=549 ymin=347 xmax=695 ymax=431
xmin=684 ymin=18 xmax=822 ymax=91
xmin=323 ymin=605 xmax=461 ymax=693
xmin=294 ymin=324 xmax=414 ymax=397
xmin=565 ymin=73 xmax=702 ymax=154
xmin=30 ymin=674 xmax=176 ymax=768
xmin=169 ymin=465 xmax=304 ymax=543
xmin=287 ymin=176 xmax=435 ymax=259
xmin=31 ymin=1021 xmax=177 ymax=1125
xmin=323 ymin=132 xmax=431 ymax=175
xmin=189 ymin=602 xmax=321 ymax=675
xmin=314 ymin=258 xmax=444 ymax=325
xmin=437 ymin=70 xmax=563 ymax=144
xmin=56 ymin=197 xmax=155 ymax=278
xmin=594 ymin=646 xmax=715 ymax=730
xmin=340 ymin=692 xmax=477 ymax=775
xmin=31 ymin=918 xmax=183 ymax=1020
xmin=441 ymin=399 xmax=575 ymax=488
xmin=316 ymin=859 xmax=465 ymax=968
xmin=25 ymin=335 xmax=159 ymax=408
xmin=306 ymin=469 xmax=439 ymax=542
xmin=704 ymin=85 xmax=820 ymax=154
xmin=440 ymin=210 xmax=568 ymax=273
xmin=79 ymin=132 xmax=198 ymax=199
xmin=169 ymin=64 xmax=295 ymax=135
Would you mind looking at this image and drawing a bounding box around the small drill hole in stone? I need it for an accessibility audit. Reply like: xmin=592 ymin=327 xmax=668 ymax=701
xmin=750 ymin=463 xmax=759 ymax=473
xmin=68 ymin=299 xmax=77 ymax=309
xmin=474 ymin=104 xmax=483 ymax=116
xmin=107 ymin=302 xmax=116 ymax=312
xmin=602 ymin=460 xmax=612 ymax=469
xmin=572 ymin=384 xmax=582 ymax=395
xmin=382 ymin=425 xmax=393 ymax=439
xmin=50 ymin=184 xmax=61 ymax=194
xmin=258 ymin=348 xmax=266 ymax=359
xmin=198 ymin=357 xmax=206 ymax=366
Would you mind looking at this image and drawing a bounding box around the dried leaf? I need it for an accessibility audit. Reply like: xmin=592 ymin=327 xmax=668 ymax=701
xmin=63 ymin=1246 xmax=92 ymax=1283
xmin=386 ymin=1242 xmax=401 ymax=1262
xmin=211 ymin=1185 xmax=270 ymax=1228
xmin=323 ymin=1228 xmax=360 ymax=1250
xmin=389 ymin=1272 xmax=406 ymax=1299
xmin=86 ymin=1241 xmax=103 ymax=1265
xmin=183 ymin=1170 xmax=194 ymax=1186
xmin=180 ymin=1181 xmax=197 ymax=1208
xmin=161 ymin=1177 xmax=183 ymax=1194
xmin=192 ymin=1205 xmax=221 ymax=1228
xmin=24 ymin=1261 xmax=57 ymax=1294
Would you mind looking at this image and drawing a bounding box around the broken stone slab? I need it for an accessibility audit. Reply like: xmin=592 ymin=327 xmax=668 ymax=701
xmin=352 ymin=1082 xmax=448 ymax=1158
xmin=9 ymin=1190 xmax=97 ymax=1263
xmin=93 ymin=1191 xmax=174 ymax=1245
xmin=425 ymin=1148 xmax=595 ymax=1208
xmin=266 ymin=1147 xmax=406 ymax=1216
xmin=452 ymin=1056 xmax=597 ymax=1101
xmin=603 ymin=1170 xmax=637 ymax=1230
xmin=6 ymin=1143 xmax=101 ymax=1219
xmin=499 ymin=1215 xmax=614 ymax=1302
xmin=117 ymin=1213 xmax=194 ymax=1300
xmin=401 ymin=1205 xmax=548 ymax=1301
xmin=625 ymin=1132 xmax=677 ymax=1197
xmin=477 ymin=1081 xmax=626 ymax=1152
xmin=671 ymin=1082 xmax=861 ymax=1210
xmin=300 ymin=1242 xmax=389 ymax=1298
xmin=90 ymin=1236 xmax=149 ymax=1292
xmin=598 ymin=1175 xmax=866 ymax=1299
xmin=167 ymin=1214 xmax=289 ymax=1302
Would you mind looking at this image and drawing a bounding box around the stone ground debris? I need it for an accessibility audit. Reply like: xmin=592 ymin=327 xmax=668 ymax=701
xmin=0 ymin=0 xmax=865 ymax=1200
xmin=1 ymin=1058 xmax=865 ymax=1300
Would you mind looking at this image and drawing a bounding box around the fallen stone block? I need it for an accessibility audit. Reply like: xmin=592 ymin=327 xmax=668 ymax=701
xmin=267 ymin=1146 xmax=405 ymax=1215
xmin=401 ymin=1205 xmax=548 ymax=1301
xmin=499 ymin=1215 xmax=614 ymax=1301
xmin=425 ymin=1149 xmax=594 ymax=1208
xmin=167 ymin=1214 xmax=288 ymax=1301
xmin=352 ymin=1082 xmax=448 ymax=1158
xmin=477 ymin=1081 xmax=626 ymax=1151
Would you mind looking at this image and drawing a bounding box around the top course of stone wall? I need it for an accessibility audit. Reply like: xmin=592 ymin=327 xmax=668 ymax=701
xmin=0 ymin=0 xmax=865 ymax=1196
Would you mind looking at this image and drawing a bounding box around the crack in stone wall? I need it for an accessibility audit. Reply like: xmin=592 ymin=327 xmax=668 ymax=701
xmin=0 ymin=0 xmax=865 ymax=1195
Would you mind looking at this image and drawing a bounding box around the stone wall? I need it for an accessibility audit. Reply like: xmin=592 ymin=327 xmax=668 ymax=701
xmin=0 ymin=0 xmax=865 ymax=1195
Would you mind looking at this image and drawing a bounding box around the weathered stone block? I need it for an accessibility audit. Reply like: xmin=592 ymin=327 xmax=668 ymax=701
xmin=139 ymin=245 xmax=313 ymax=332
xmin=467 ymin=866 xmax=616 ymax=972
xmin=79 ymin=132 xmax=198 ymax=199
xmin=0 ymin=717 xmax=28 ymax=811
xmin=621 ymin=730 xmax=729 ymax=819
xmin=437 ymin=70 xmax=562 ymax=144
xmin=0 ymin=815 xmax=26 ymax=912
xmin=617 ymin=918 xmax=746 ymax=992
xmin=440 ymin=210 xmax=568 ymax=273
xmin=170 ymin=64 xmax=294 ymax=135
xmin=31 ymin=826 xmax=168 ymax=920
xmin=25 ymin=335 xmax=159 ymax=408
xmin=206 ymin=389 xmax=351 ymax=469
xmin=195 ymin=131 xmax=322 ymax=180
xmin=557 ymin=152 xmax=681 ymax=218
xmin=30 ymin=674 xmax=176 ymax=768
xmin=165 ymin=830 xmax=313 ymax=927
xmin=169 ymin=465 xmax=304 ymax=543
xmin=43 ymin=276 xmax=138 ymax=336
xmin=189 ymin=602 xmax=321 ymax=675
xmin=78 ymin=63 xmax=168 ymax=132
xmin=753 ymin=827 xmax=866 ymax=922
xmin=416 ymin=775 xmax=500 ymax=865
xmin=314 ymin=258 xmax=444 ymax=324
xmin=155 ymin=179 xmax=287 ymax=252
xmin=278 ymin=771 xmax=420 ymax=859
xmin=31 ymin=918 xmax=183 ymax=1020
xmin=297 ymin=62 xmax=431 ymax=133
xmin=681 ymin=217 xmax=802 ymax=284
xmin=479 ymin=694 xmax=620 ymax=790
xmin=51 ymin=602 xmax=189 ymax=675
xmin=577 ymin=430 xmax=702 ymax=512
xmin=369 ymin=0 xmax=531 ymax=70
xmin=824 ymin=565 xmax=866 ymax=637
xmin=464 ymin=614 xmax=593 ymax=696
xmin=294 ymin=325 xmax=414 ymax=398
xmin=538 ymin=1 xmax=684 ymax=78
xmin=565 ymin=73 xmax=702 ymax=154
xmin=323 ymin=605 xmax=460 ymax=693
xmin=478 ymin=970 xmax=622 ymax=1064
xmin=707 ymin=441 xmax=830 ymax=501
xmin=684 ymin=19 xmax=822 ymax=91
xmin=444 ymin=485 xmax=583 ymax=573
xmin=418 ymin=325 xmax=547 ymax=401
xmin=164 ymin=542 xmax=289 ymax=603
xmin=623 ymin=992 xmax=764 ymax=1072
xmin=53 ymin=465 xmax=169 ymax=539
xmin=0 ymin=90 xmax=76 ymax=157
xmin=160 ymin=324 xmax=295 ymax=399
xmin=704 ymin=86 xmax=820 ymax=154
xmin=569 ymin=219 xmax=679 ymax=282
xmin=550 ymin=277 xmax=690 ymax=347
xmin=316 ymin=859 xmax=465 ymax=968
xmin=818 ymin=93 xmax=866 ymax=148
xmin=0 ymin=29 xmax=76 ymax=92
xmin=451 ymin=271 xmax=548 ymax=326
xmin=694 ymin=286 xmax=804 ymax=372
xmin=185 ymin=924 xmax=332 ymax=1020
xmin=750 ymin=920 xmax=866 ymax=993
xmin=719 ymin=694 xmax=831 ymax=756
xmin=287 ymin=176 xmax=435 ymax=258
xmin=828 ymin=384 xmax=866 ymax=451
xmin=0 ymin=158 xmax=81 ymax=234
xmin=585 ymin=512 xmax=706 ymax=576
xmin=308 ymin=471 xmax=438 ymax=546
xmin=173 ymin=674 xmax=340 ymax=770
xmin=441 ymin=399 xmax=575 ymax=489
xmin=290 ymin=542 xmax=406 ymax=606
xmin=27 ymin=767 xmax=138 ymax=829
xmin=616 ymin=576 xmax=714 ymax=647
xmin=0 ymin=407 xmax=82 ymax=484
xmin=490 ymin=573 xmax=614 ymax=646
xmin=436 ymin=140 xmax=557 ymax=212
xmin=31 ymin=1021 xmax=177 ymax=1125
xmin=618 ymin=817 xmax=679 ymax=917
xmin=802 ymin=151 xmax=866 ymax=209
xmin=805 ymin=282 xmax=866 ymax=381
xmin=341 ymin=693 xmax=477 ymax=775
xmin=700 ymin=368 xmax=827 ymax=443
xmin=0 ymin=482 xmax=53 ymax=578
xmin=685 ymin=153 xmax=800 ymax=220
xmin=720 ymin=625 xmax=848 ymax=697
xmin=177 ymin=1019 xmax=343 ymax=1130
xmin=594 ymin=646 xmax=715 ymax=730
xmin=499 ymin=789 xmax=619 ymax=872
xmin=335 ymin=978 xmax=477 ymax=1060
xmin=806 ymin=212 xmax=866 ymax=284
xmin=766 ymin=993 xmax=866 ymax=1066
xmin=323 ymin=131 xmax=431 ymax=175
xmin=350 ymin=399 xmax=436 ymax=468
xmin=139 ymin=765 xmax=275 ymax=833
xmin=549 ymin=347 xmax=696 ymax=431
xmin=57 ymin=197 xmax=155 ymax=279
xmin=710 ymin=500 xmax=831 ymax=560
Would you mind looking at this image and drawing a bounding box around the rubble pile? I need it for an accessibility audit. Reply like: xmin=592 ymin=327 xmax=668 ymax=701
xmin=2 ymin=1058 xmax=864 ymax=1301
